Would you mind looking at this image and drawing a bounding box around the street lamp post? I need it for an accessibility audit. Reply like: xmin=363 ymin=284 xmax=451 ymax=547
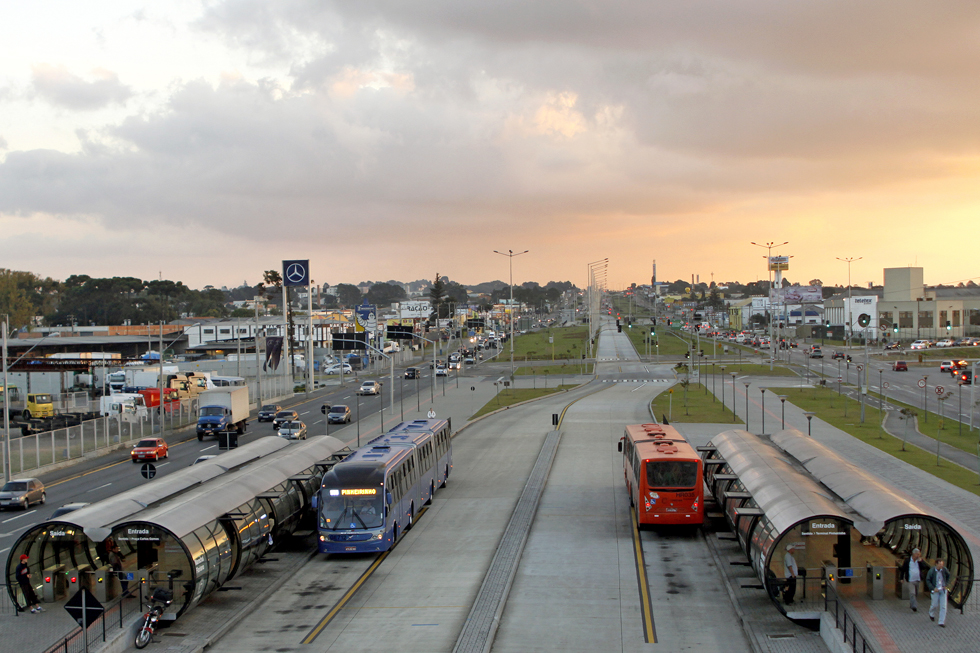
xmin=804 ymin=411 xmax=815 ymax=436
xmin=777 ymin=394 xmax=787 ymax=429
xmin=744 ymin=382 xmax=751 ymax=431
xmin=760 ymin=388 xmax=767 ymax=434
xmin=836 ymin=256 xmax=862 ymax=346
xmin=720 ymin=366 xmax=726 ymax=413
xmin=730 ymin=372 xmax=737 ymax=422
xmin=495 ymin=249 xmax=529 ymax=380
xmin=751 ymin=241 xmax=788 ymax=371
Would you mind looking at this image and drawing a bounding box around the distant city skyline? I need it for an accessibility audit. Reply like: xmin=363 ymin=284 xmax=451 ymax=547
xmin=1 ymin=3 xmax=977 ymax=291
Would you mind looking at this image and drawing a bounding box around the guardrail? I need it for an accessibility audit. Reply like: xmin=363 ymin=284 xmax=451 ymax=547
xmin=824 ymin=581 xmax=877 ymax=653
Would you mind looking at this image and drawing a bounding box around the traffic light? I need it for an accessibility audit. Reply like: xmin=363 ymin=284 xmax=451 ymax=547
xmin=684 ymin=351 xmax=690 ymax=359
xmin=946 ymin=321 xmax=952 ymax=331
xmin=617 ymin=324 xmax=622 ymax=332
xmin=893 ymin=323 xmax=899 ymax=333
xmin=650 ymin=326 xmax=655 ymax=334
xmin=694 ymin=324 xmax=700 ymax=332
xmin=652 ymin=318 xmax=657 ymax=326
xmin=826 ymin=319 xmax=831 ymax=328
xmin=668 ymin=319 xmax=672 ymax=326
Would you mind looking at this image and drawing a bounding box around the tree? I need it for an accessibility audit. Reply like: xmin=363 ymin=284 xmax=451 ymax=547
xmin=336 ymin=284 xmax=362 ymax=308
xmin=366 ymin=282 xmax=407 ymax=307
xmin=263 ymin=270 xmax=282 ymax=289
xmin=707 ymin=287 xmax=725 ymax=309
xmin=0 ymin=269 xmax=36 ymax=331
xmin=429 ymin=273 xmax=450 ymax=319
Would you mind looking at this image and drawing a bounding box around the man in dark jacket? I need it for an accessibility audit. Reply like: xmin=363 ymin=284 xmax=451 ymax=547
xmin=899 ymin=548 xmax=929 ymax=612
xmin=15 ymin=554 xmax=43 ymax=613
xmin=925 ymin=558 xmax=951 ymax=626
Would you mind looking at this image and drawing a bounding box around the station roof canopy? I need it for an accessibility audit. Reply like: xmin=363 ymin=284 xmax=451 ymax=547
xmin=709 ymin=429 xmax=853 ymax=536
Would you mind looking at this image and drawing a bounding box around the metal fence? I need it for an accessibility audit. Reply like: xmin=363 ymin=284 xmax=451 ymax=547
xmin=957 ymin=577 xmax=978 ymax=614
xmin=2 ymin=400 xmax=198 ymax=477
xmin=0 ymin=584 xmax=22 ymax=617
xmin=824 ymin=582 xmax=878 ymax=653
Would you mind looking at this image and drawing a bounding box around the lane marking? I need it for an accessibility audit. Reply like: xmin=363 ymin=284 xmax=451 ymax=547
xmin=201 ymin=445 xmax=216 ymax=451
xmin=86 ymin=483 xmax=112 ymax=493
xmin=156 ymin=462 xmax=170 ymax=467
xmin=2 ymin=510 xmax=36 ymax=524
xmin=630 ymin=507 xmax=657 ymax=643
xmin=300 ymin=411 xmax=310 ymax=415
xmin=0 ymin=547 xmax=8 ymax=555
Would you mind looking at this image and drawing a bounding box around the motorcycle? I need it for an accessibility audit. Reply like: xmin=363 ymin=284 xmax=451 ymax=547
xmin=134 ymin=588 xmax=173 ymax=649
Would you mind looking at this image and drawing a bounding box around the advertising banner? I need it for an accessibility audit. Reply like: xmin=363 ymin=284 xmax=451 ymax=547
xmin=263 ymin=336 xmax=283 ymax=371
xmin=355 ymin=303 xmax=377 ymax=333
xmin=399 ymin=300 xmax=432 ymax=320
xmin=771 ymin=286 xmax=823 ymax=304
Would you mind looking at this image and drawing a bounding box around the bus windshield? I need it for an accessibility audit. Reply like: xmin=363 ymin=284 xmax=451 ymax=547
xmin=320 ymin=489 xmax=384 ymax=530
xmin=646 ymin=461 xmax=698 ymax=489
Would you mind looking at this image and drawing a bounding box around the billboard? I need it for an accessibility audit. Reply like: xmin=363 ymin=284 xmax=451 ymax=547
xmin=771 ymin=286 xmax=823 ymax=304
xmin=768 ymin=256 xmax=790 ymax=272
xmin=263 ymin=336 xmax=283 ymax=371
xmin=354 ymin=303 xmax=377 ymax=333
xmin=399 ymin=300 xmax=432 ymax=320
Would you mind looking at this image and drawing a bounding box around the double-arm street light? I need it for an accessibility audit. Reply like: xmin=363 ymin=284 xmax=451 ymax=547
xmin=836 ymin=256 xmax=862 ymax=346
xmin=494 ymin=249 xmax=529 ymax=379
xmin=587 ymin=258 xmax=608 ymax=357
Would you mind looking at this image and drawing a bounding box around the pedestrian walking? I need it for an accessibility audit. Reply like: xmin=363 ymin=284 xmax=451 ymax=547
xmin=108 ymin=549 xmax=128 ymax=594
xmin=926 ymin=558 xmax=951 ymax=627
xmin=15 ymin=554 xmax=43 ymax=614
xmin=783 ymin=544 xmax=799 ymax=605
xmin=899 ymin=548 xmax=929 ymax=612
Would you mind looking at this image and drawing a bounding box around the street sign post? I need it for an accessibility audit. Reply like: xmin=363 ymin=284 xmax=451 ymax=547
xmin=140 ymin=463 xmax=156 ymax=480
xmin=65 ymin=587 xmax=104 ymax=629
xmin=936 ymin=386 xmax=945 ymax=395
xmin=918 ymin=379 xmax=926 ymax=389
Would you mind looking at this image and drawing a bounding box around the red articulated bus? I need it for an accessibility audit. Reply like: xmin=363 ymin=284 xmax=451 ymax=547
xmin=618 ymin=423 xmax=704 ymax=527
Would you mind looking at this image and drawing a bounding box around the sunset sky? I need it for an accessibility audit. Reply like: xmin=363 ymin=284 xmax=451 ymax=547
xmin=2 ymin=1 xmax=978 ymax=292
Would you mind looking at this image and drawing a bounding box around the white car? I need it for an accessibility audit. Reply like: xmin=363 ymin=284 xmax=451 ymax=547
xmin=935 ymin=339 xmax=955 ymax=348
xmin=435 ymin=366 xmax=448 ymax=377
xmin=324 ymin=363 xmax=353 ymax=375
xmin=910 ymin=340 xmax=930 ymax=350
xmin=357 ymin=380 xmax=381 ymax=396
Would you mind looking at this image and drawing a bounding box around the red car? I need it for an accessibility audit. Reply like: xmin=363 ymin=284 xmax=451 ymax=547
xmin=892 ymin=361 xmax=908 ymax=371
xmin=131 ymin=438 xmax=169 ymax=462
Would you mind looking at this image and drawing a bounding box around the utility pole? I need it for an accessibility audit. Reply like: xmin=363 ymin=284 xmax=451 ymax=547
xmin=494 ymin=249 xmax=529 ymax=379
xmin=2 ymin=318 xmax=11 ymax=482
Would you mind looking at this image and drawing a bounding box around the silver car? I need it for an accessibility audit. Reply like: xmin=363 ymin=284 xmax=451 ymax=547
xmin=0 ymin=478 xmax=45 ymax=510
xmin=357 ymin=381 xmax=381 ymax=396
xmin=278 ymin=421 xmax=308 ymax=440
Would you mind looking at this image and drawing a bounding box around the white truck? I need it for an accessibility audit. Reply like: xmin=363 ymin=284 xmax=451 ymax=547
xmin=99 ymin=394 xmax=148 ymax=418
xmin=196 ymin=387 xmax=250 ymax=441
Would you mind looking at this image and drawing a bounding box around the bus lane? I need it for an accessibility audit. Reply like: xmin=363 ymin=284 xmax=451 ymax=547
xmin=206 ymin=387 xmax=574 ymax=653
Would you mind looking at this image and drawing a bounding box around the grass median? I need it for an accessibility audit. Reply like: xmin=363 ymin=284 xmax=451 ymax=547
xmin=786 ymin=385 xmax=980 ymax=496
xmin=650 ymin=380 xmax=745 ymax=424
xmin=471 ymin=385 xmax=580 ymax=419
xmin=511 ymin=325 xmax=590 ymax=361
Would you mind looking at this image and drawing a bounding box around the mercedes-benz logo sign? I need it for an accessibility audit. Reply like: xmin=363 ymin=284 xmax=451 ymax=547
xmin=285 ymin=263 xmax=307 ymax=284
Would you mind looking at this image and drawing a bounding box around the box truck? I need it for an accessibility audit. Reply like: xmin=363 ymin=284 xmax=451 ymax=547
xmin=196 ymin=387 xmax=249 ymax=441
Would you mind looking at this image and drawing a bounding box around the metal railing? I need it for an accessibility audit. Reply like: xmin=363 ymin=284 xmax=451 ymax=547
xmin=2 ymin=400 xmax=198 ymax=476
xmin=42 ymin=583 xmax=145 ymax=653
xmin=824 ymin=581 xmax=877 ymax=653
xmin=0 ymin=583 xmax=22 ymax=616
xmin=957 ymin=577 xmax=978 ymax=614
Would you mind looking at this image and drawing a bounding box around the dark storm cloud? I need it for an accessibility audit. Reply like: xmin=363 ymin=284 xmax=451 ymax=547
xmin=31 ymin=64 xmax=133 ymax=110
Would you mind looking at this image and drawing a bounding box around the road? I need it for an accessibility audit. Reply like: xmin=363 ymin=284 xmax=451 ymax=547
xmin=0 ymin=355 xmax=501 ymax=559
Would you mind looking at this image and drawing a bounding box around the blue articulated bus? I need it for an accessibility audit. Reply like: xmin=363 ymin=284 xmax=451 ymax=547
xmin=317 ymin=419 xmax=452 ymax=553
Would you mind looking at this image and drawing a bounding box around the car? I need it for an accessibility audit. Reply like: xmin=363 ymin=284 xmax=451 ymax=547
xmin=939 ymin=360 xmax=968 ymax=374
xmin=357 ymin=380 xmax=381 ymax=396
xmin=831 ymin=351 xmax=845 ymax=360
xmin=884 ymin=342 xmax=902 ymax=350
xmin=131 ymin=438 xmax=168 ymax=462
xmin=892 ymin=360 xmax=908 ymax=371
xmin=272 ymin=410 xmax=299 ymax=429
xmin=464 ymin=357 xmax=475 ymax=365
xmin=50 ymin=502 xmax=89 ymax=519
xmin=936 ymin=338 xmax=955 ymax=348
xmin=809 ymin=347 xmax=823 ymax=359
xmin=191 ymin=455 xmax=217 ymax=466
xmin=257 ymin=404 xmax=282 ymax=422
xmin=448 ymin=360 xmax=461 ymax=370
xmin=0 ymin=478 xmax=45 ymax=510
xmin=278 ymin=421 xmax=308 ymax=440
xmin=324 ymin=363 xmax=353 ymax=375
xmin=910 ymin=340 xmax=930 ymax=350
xmin=435 ymin=366 xmax=448 ymax=377
xmin=326 ymin=405 xmax=352 ymax=424
xmin=957 ymin=370 xmax=973 ymax=385
xmin=404 ymin=367 xmax=420 ymax=380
